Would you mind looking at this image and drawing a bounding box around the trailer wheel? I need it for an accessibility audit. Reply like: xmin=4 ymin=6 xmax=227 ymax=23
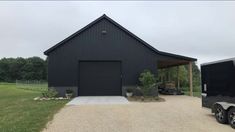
xmin=228 ymin=107 xmax=235 ymax=129
xmin=214 ymin=104 xmax=228 ymax=124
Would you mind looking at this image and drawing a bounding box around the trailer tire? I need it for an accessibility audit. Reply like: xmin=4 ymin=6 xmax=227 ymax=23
xmin=228 ymin=107 xmax=235 ymax=129
xmin=214 ymin=104 xmax=228 ymax=124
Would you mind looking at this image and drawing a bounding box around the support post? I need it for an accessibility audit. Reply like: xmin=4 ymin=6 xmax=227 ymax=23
xmin=188 ymin=62 xmax=193 ymax=96
xmin=177 ymin=66 xmax=180 ymax=90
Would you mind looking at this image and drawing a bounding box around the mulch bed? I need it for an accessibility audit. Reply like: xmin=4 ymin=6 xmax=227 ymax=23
xmin=127 ymin=96 xmax=165 ymax=102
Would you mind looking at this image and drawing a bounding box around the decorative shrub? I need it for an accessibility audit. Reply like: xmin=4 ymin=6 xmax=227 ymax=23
xmin=133 ymin=87 xmax=143 ymax=96
xmin=138 ymin=69 xmax=158 ymax=96
xmin=42 ymin=88 xmax=58 ymax=98
xmin=66 ymin=89 xmax=73 ymax=94
xmin=125 ymin=87 xmax=134 ymax=93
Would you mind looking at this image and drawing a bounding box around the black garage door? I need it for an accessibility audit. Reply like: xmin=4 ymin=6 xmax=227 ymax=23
xmin=78 ymin=61 xmax=122 ymax=96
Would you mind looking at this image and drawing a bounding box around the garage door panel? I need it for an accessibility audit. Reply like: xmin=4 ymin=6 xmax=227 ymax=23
xmin=79 ymin=61 xmax=121 ymax=96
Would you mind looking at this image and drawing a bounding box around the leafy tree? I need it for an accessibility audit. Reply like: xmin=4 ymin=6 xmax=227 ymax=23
xmin=0 ymin=58 xmax=10 ymax=81
xmin=192 ymin=62 xmax=201 ymax=87
xmin=177 ymin=66 xmax=188 ymax=88
xmin=0 ymin=57 xmax=47 ymax=82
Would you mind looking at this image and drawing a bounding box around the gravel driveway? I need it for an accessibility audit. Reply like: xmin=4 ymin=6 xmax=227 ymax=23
xmin=43 ymin=95 xmax=233 ymax=132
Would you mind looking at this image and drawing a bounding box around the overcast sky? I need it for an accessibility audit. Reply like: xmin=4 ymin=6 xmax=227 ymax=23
xmin=0 ymin=1 xmax=235 ymax=65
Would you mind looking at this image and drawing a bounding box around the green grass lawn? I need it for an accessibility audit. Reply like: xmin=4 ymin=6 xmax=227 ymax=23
xmin=182 ymin=86 xmax=201 ymax=98
xmin=183 ymin=91 xmax=201 ymax=97
xmin=0 ymin=83 xmax=68 ymax=132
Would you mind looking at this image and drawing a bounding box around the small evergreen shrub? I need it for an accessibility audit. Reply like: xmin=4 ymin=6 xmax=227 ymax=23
xmin=42 ymin=88 xmax=58 ymax=98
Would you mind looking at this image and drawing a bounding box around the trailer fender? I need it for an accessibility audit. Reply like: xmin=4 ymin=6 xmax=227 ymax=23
xmin=212 ymin=102 xmax=235 ymax=113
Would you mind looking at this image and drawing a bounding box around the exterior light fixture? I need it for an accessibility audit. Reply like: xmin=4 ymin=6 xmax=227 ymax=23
xmin=101 ymin=30 xmax=107 ymax=35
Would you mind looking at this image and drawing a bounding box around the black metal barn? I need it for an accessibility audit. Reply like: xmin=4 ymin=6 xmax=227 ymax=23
xmin=44 ymin=14 xmax=196 ymax=96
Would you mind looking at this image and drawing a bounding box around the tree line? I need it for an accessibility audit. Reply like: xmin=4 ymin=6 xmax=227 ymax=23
xmin=0 ymin=57 xmax=47 ymax=82
xmin=158 ymin=62 xmax=201 ymax=89
xmin=0 ymin=57 xmax=201 ymax=88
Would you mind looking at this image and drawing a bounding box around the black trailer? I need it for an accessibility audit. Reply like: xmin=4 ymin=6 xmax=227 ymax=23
xmin=201 ymin=58 xmax=235 ymax=128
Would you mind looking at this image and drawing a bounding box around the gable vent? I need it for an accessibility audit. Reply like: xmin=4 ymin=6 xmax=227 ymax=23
xmin=101 ymin=30 xmax=107 ymax=35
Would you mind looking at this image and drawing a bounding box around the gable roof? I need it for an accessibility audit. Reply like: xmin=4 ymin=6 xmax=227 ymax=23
xmin=44 ymin=14 xmax=196 ymax=61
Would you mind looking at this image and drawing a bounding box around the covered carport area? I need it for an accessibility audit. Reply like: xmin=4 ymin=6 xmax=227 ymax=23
xmin=157 ymin=51 xmax=197 ymax=96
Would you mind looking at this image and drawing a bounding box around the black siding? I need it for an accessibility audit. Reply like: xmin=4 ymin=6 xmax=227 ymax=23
xmin=48 ymin=19 xmax=161 ymax=96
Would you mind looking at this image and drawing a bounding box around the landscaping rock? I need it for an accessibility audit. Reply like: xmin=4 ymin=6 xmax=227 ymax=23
xmin=34 ymin=97 xmax=68 ymax=101
xmin=34 ymin=97 xmax=40 ymax=101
